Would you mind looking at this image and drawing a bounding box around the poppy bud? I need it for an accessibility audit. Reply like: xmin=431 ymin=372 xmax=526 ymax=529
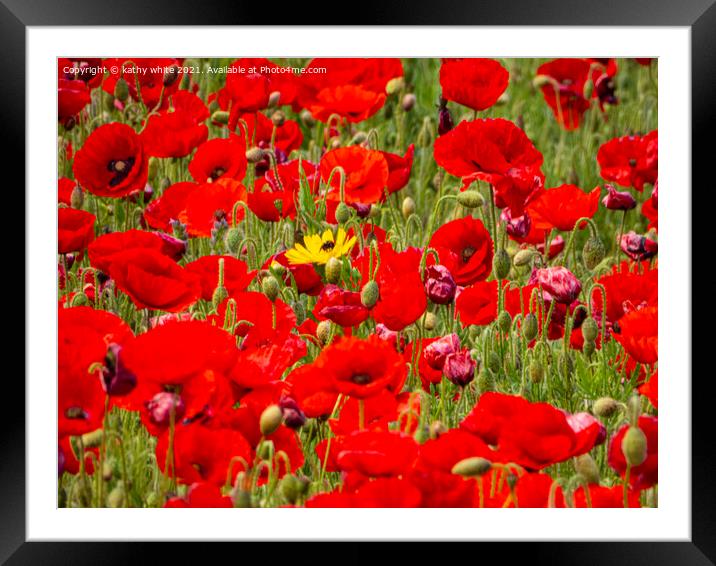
xmin=102 ymin=460 xmax=114 ymax=482
xmin=325 ymin=257 xmax=342 ymax=284
xmin=532 ymin=74 xmax=553 ymax=89
xmin=431 ymin=170 xmax=444 ymax=191
xmin=522 ymin=313 xmax=539 ymax=341
xmin=452 ymin=456 xmax=492 ymax=477
xmin=107 ymin=485 xmax=125 ymax=508
xmin=401 ymin=196 xmax=416 ymax=219
xmin=424 ymin=264 xmax=457 ymax=305
xmin=627 ymin=394 xmax=642 ymax=426
xmin=246 ymin=147 xmax=267 ymax=164
xmin=421 ymin=311 xmax=437 ymax=331
xmin=360 ymin=280 xmax=380 ymax=309
xmin=162 ymin=65 xmax=180 ymax=87
xmin=351 ymin=131 xmax=369 ymax=145
xmin=70 ymin=185 xmax=84 ymax=209
xmin=368 ymin=204 xmax=381 ymax=219
xmin=300 ymin=109 xmax=315 ymax=128
xmin=329 ymin=137 xmax=341 ymax=150
xmin=334 ymin=202 xmax=351 ymax=224
xmin=438 ymin=106 xmax=453 ymax=136
xmin=279 ymin=474 xmax=303 ymax=504
xmin=279 ymin=396 xmax=306 ymax=429
xmin=212 ymin=285 xmax=229 ymax=309
xmin=258 ymin=439 xmax=275 ymax=460
xmin=386 ymin=77 xmax=405 ymax=95
xmin=429 ymin=420 xmax=448 ymax=439
xmin=496 ymin=92 xmax=510 ymax=106
xmin=592 ymin=397 xmax=619 ymax=418
xmin=71 ymin=292 xmax=90 ymax=307
xmin=529 ymin=359 xmax=544 ymax=383
xmin=583 ymin=340 xmax=596 ymax=357
xmin=211 ymin=110 xmax=230 ymax=125
xmin=234 ymin=489 xmax=253 ymax=508
xmin=487 ymin=351 xmax=501 ymax=374
xmin=292 ymin=300 xmax=306 ymax=325
xmin=513 ymin=249 xmax=536 ymax=268
xmin=262 ymin=276 xmax=280 ymax=301
xmin=424 ymin=333 xmax=460 ymax=370
xmin=456 ymin=190 xmax=484 ymax=209
xmin=146 ymin=392 xmax=185 ymax=426
xmin=316 ymin=320 xmax=332 ymax=346
xmin=621 ymin=426 xmax=648 ymax=467
xmin=444 ymin=349 xmax=477 ymax=387
xmin=493 ymin=249 xmax=511 ymax=280
xmin=477 ymin=369 xmax=496 ymax=393
xmin=114 ymin=77 xmax=129 ymax=102
xmin=582 ymin=236 xmax=606 ymax=271
xmin=225 ymin=228 xmax=241 ymax=253
xmin=268 ymin=91 xmax=281 ymax=108
xmin=582 ymin=317 xmax=598 ymax=343
xmin=81 ymin=428 xmax=104 ymax=449
xmin=401 ymin=93 xmax=417 ymax=111
xmin=602 ymin=184 xmax=637 ymax=211
xmin=497 ymin=311 xmax=512 ymax=333
xmin=260 ymin=405 xmax=283 ymax=436
xmin=413 ymin=425 xmax=429 ymax=444
xmin=574 ymin=453 xmax=600 ymax=484
xmin=271 ymin=110 xmax=286 ymax=127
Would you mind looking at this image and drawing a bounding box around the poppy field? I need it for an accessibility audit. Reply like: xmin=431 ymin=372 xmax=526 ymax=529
xmin=57 ymin=57 xmax=658 ymax=509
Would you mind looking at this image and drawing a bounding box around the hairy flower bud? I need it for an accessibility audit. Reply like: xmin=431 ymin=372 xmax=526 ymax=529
xmin=335 ymin=202 xmax=351 ymax=224
xmin=262 ymin=276 xmax=280 ymax=301
xmin=452 ymin=456 xmax=492 ymax=477
xmin=70 ymin=184 xmax=84 ymax=209
xmin=360 ymin=280 xmax=380 ymax=309
xmin=593 ymin=397 xmax=619 ymax=418
xmin=325 ymin=257 xmax=342 ymax=284
xmin=316 ymin=320 xmax=332 ymax=346
xmin=421 ymin=311 xmax=437 ymax=331
xmin=114 ymin=77 xmax=129 ymax=102
xmin=497 ymin=311 xmax=512 ymax=333
xmin=300 ymin=109 xmax=316 ymax=128
xmin=493 ymin=249 xmax=511 ymax=280
xmin=259 ymin=405 xmax=284 ymax=436
xmin=574 ymin=453 xmax=600 ymax=484
xmin=582 ymin=236 xmax=606 ymax=270
xmin=401 ymin=93 xmax=417 ymax=112
xmin=582 ymin=317 xmax=598 ymax=343
xmin=477 ymin=369 xmax=496 ymax=393
xmin=212 ymin=285 xmax=229 ymax=309
xmin=522 ymin=313 xmax=539 ymax=341
xmin=401 ymin=196 xmax=416 ymax=219
xmin=621 ymin=426 xmax=648 ymax=467
xmin=529 ymin=360 xmax=544 ymax=383
xmin=271 ymin=110 xmax=286 ymax=127
xmin=456 ymin=190 xmax=484 ymax=209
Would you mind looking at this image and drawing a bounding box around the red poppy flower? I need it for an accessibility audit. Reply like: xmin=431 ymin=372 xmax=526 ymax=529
xmin=143 ymin=181 xmax=198 ymax=231
xmin=121 ymin=319 xmax=237 ymax=388
xmin=527 ymin=185 xmax=600 ymax=232
xmin=641 ymin=191 xmax=658 ymax=231
xmin=140 ymin=91 xmax=209 ymax=158
xmin=188 ymin=136 xmax=247 ymax=184
xmin=440 ymin=58 xmax=509 ymax=111
xmin=602 ymin=184 xmax=637 ymax=211
xmin=58 ymin=208 xmax=95 ymax=254
xmin=236 ymin=111 xmax=303 ymax=159
xmin=58 ymin=178 xmax=77 ymax=206
xmin=433 ymin=118 xmax=544 ymax=215
xmin=403 ymin=337 xmax=444 ymax=390
xmin=608 ymin=415 xmax=658 ymax=490
xmin=109 ymin=248 xmax=201 ymax=312
xmin=333 ymin=430 xmax=418 ymax=477
xmin=103 ymin=58 xmax=183 ymax=110
xmin=612 ymin=306 xmax=658 ymax=365
xmin=248 ymin=160 xmax=318 ymax=222
xmin=306 ymin=477 xmax=421 ymax=508
xmin=157 ymin=423 xmax=251 ymax=487
xmin=592 ymin=262 xmax=658 ymax=324
xmin=285 ymin=364 xmax=339 ymax=419
xmin=529 ymin=266 xmax=582 ymax=304
xmin=429 ymin=216 xmax=494 ymax=286
xmin=179 ymin=179 xmax=247 ymax=238
xmin=264 ymin=251 xmax=323 ymax=296
xmin=320 ymin=146 xmax=389 ymax=205
xmin=455 ymin=280 xmax=498 ymax=326
xmin=88 ymin=229 xmax=185 ymax=274
xmin=73 ymin=122 xmax=149 ymax=198
xmin=639 ymin=371 xmax=658 ymax=408
xmin=620 ymin=231 xmax=658 ymax=262
xmin=314 ymin=284 xmax=370 ymax=328
xmin=536 ymin=58 xmax=592 ymax=130
xmin=183 ymin=256 xmax=255 ymax=301
xmin=328 ymin=390 xmax=398 ymax=435
xmin=382 ymin=144 xmax=415 ymax=195
xmin=316 ymin=335 xmax=406 ymax=399
xmin=164 ymin=482 xmax=233 ymax=508
xmin=572 ymin=484 xmax=641 ymax=508
xmin=597 ymin=130 xmax=658 ymax=191
xmin=58 ymin=78 xmax=90 ymax=123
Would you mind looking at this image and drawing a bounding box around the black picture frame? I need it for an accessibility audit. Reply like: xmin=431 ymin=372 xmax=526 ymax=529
xmin=6 ymin=1 xmax=711 ymax=563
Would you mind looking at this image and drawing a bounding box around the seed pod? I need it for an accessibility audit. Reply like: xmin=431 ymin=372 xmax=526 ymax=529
xmin=574 ymin=453 xmax=600 ymax=484
xmin=456 ymin=190 xmax=484 ymax=209
xmin=325 ymin=257 xmax=342 ymax=284
xmin=582 ymin=317 xmax=598 ymax=343
xmin=452 ymin=456 xmax=492 ymax=477
xmin=114 ymin=77 xmax=129 ymax=102
xmin=497 ymin=311 xmax=512 ymax=333
xmin=261 ymin=276 xmax=280 ymax=301
xmin=582 ymin=236 xmax=606 ymax=270
xmin=401 ymin=197 xmax=416 ymax=219
xmin=513 ymin=249 xmax=536 ymax=267
xmin=260 ymin=405 xmax=283 ymax=436
xmin=361 ymin=280 xmax=380 ymax=309
xmin=593 ymin=397 xmax=619 ymax=418
xmin=211 ymin=110 xmax=230 ymax=125
xmin=335 ymin=202 xmax=351 ymax=224
xmin=622 ymin=426 xmax=648 ymax=467
xmin=316 ymin=320 xmax=332 ymax=346
xmin=522 ymin=313 xmax=539 ymax=341
xmin=401 ymin=93 xmax=416 ymax=111
xmin=529 ymin=360 xmax=544 ymax=383
xmin=492 ymin=249 xmax=511 ymax=280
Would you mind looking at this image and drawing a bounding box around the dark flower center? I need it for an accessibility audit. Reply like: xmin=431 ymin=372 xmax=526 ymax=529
xmin=321 ymin=241 xmax=335 ymax=251
xmin=210 ymin=167 xmax=226 ymax=181
xmin=351 ymin=373 xmax=371 ymax=385
xmin=107 ymin=157 xmax=135 ymax=187
xmin=628 ymin=158 xmax=637 ymax=167
xmin=462 ymin=246 xmax=476 ymax=263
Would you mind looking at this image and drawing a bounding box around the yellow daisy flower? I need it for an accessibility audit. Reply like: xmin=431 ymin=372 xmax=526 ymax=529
xmin=285 ymin=228 xmax=357 ymax=265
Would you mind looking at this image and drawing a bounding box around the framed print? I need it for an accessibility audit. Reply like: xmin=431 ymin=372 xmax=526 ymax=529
xmin=7 ymin=0 xmax=712 ymax=563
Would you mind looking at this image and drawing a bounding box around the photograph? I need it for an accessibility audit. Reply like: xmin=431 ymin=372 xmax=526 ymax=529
xmin=56 ymin=55 xmax=660 ymax=510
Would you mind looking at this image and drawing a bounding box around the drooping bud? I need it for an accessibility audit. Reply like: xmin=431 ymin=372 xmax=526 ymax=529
xmin=107 ymin=485 xmax=125 ymax=508
xmin=522 ymin=313 xmax=539 ymax=341
xmin=444 ymin=349 xmax=477 ymax=387
xmin=162 ymin=65 xmax=180 ymax=88
xmin=211 ymin=110 xmax=230 ymax=125
xmin=267 ymin=91 xmax=281 ymax=108
xmin=429 ymin=420 xmax=448 ymax=439
xmin=300 ymin=109 xmax=315 ymax=128
xmin=360 ymin=280 xmax=380 ymax=309
xmin=452 ymin=456 xmax=492 ymax=477
xmin=574 ymin=454 xmax=600 ymax=484
xmin=262 ymin=275 xmax=280 ymax=301
xmin=401 ymin=196 xmax=416 ymax=219
xmin=513 ymin=248 xmax=537 ymax=267
xmin=456 ymin=190 xmax=484 ymax=209
xmin=529 ymin=360 xmax=544 ymax=383
xmin=621 ymin=426 xmax=648 ymax=467
xmin=225 ymin=227 xmax=241 ymax=254
xmin=582 ymin=236 xmax=606 ymax=270
xmin=385 ymin=77 xmax=405 ymax=95
xmin=325 ymin=257 xmax=342 ymax=284
xmin=71 ymin=292 xmax=90 ymax=307
xmin=424 ymin=264 xmax=457 ymax=305
xmin=70 ymin=185 xmax=84 ymax=209
xmin=602 ymin=184 xmax=637 ymax=211
xmin=316 ymin=320 xmax=332 ymax=346
xmin=583 ymin=340 xmax=596 ymax=357
xmin=259 ymin=405 xmax=284 ymax=436
xmin=592 ymin=397 xmax=619 ymax=418
xmin=258 ymin=439 xmax=275 ymax=460
xmin=581 ymin=317 xmax=598 ymax=343
xmin=497 ymin=311 xmax=512 ymax=333
xmin=401 ymin=93 xmax=417 ymax=111
xmin=114 ymin=77 xmax=129 ymax=102
xmin=271 ymin=110 xmax=286 ymax=127
xmin=212 ymin=285 xmax=229 ymax=309
xmin=532 ymin=74 xmax=553 ymax=89
xmin=335 ymin=202 xmax=351 ymax=224
xmin=245 ymin=147 xmax=266 ymax=164
xmin=492 ymin=249 xmax=511 ymax=280
xmin=279 ymin=474 xmax=304 ymax=504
